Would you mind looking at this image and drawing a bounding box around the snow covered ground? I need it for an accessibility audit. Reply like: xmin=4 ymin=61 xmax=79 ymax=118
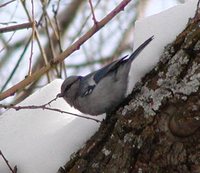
xmin=0 ymin=0 xmax=198 ymax=172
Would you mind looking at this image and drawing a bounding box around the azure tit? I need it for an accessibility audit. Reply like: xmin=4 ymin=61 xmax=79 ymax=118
xmin=58 ymin=36 xmax=154 ymax=115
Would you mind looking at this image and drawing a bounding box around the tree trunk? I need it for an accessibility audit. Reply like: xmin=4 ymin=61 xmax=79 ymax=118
xmin=58 ymin=5 xmax=200 ymax=173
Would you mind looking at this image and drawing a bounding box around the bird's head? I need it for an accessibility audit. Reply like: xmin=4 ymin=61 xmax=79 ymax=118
xmin=58 ymin=76 xmax=82 ymax=104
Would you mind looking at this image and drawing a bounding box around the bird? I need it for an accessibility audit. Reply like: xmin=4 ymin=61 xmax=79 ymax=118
xmin=58 ymin=36 xmax=154 ymax=115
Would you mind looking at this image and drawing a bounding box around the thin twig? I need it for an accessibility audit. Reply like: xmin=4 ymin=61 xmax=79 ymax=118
xmin=0 ymin=96 xmax=101 ymax=123
xmin=28 ymin=34 xmax=34 ymax=76
xmin=52 ymin=0 xmax=65 ymax=78
xmin=43 ymin=6 xmax=56 ymax=62
xmin=0 ymin=32 xmax=16 ymax=53
xmin=52 ymin=1 xmax=62 ymax=52
xmin=0 ymin=0 xmax=132 ymax=101
xmin=42 ymin=1 xmax=61 ymax=78
xmin=69 ymin=0 xmax=101 ymax=45
xmin=28 ymin=0 xmax=35 ymax=76
xmin=0 ymin=0 xmax=16 ymax=8
xmin=0 ymin=150 xmax=17 ymax=173
xmin=21 ymin=0 xmax=51 ymax=82
xmin=0 ymin=22 xmax=33 ymax=33
xmin=1 ymin=37 xmax=32 ymax=92
xmin=88 ymin=0 xmax=98 ymax=25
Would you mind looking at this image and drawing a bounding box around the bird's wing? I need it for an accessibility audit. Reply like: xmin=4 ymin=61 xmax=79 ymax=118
xmin=93 ymin=55 xmax=128 ymax=83
xmin=79 ymin=36 xmax=154 ymax=97
xmin=93 ymin=36 xmax=154 ymax=83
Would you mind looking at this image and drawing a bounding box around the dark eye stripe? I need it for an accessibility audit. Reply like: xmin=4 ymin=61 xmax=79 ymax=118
xmin=64 ymin=81 xmax=75 ymax=92
xmin=64 ymin=77 xmax=81 ymax=93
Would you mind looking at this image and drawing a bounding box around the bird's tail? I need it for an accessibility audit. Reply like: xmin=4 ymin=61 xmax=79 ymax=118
xmin=129 ymin=36 xmax=154 ymax=62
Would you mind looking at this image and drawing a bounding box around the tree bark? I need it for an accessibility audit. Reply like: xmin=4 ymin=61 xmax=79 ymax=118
xmin=58 ymin=5 xmax=200 ymax=173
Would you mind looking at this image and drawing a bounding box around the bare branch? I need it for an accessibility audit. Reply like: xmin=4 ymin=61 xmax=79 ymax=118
xmin=52 ymin=1 xmax=62 ymax=52
xmin=0 ymin=22 xmax=33 ymax=33
xmin=0 ymin=150 xmax=17 ymax=173
xmin=0 ymin=0 xmax=16 ymax=8
xmin=28 ymin=0 xmax=35 ymax=76
xmin=88 ymin=0 xmax=98 ymax=25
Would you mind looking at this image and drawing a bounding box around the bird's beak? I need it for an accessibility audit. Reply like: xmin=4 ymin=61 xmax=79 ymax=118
xmin=57 ymin=93 xmax=63 ymax=98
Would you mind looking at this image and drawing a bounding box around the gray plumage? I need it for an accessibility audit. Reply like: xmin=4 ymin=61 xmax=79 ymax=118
xmin=59 ymin=36 xmax=153 ymax=115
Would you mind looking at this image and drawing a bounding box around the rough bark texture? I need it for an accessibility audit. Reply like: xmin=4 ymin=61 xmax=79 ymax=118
xmin=58 ymin=5 xmax=200 ymax=173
